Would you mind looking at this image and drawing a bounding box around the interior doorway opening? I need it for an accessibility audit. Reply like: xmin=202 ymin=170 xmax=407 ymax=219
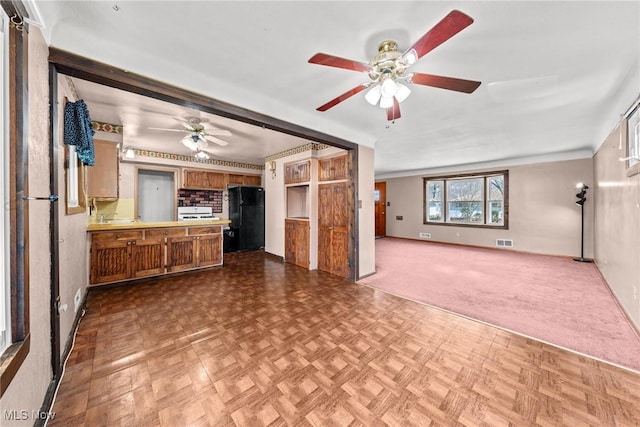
xmin=375 ymin=181 xmax=386 ymax=238
xmin=137 ymin=169 xmax=176 ymax=222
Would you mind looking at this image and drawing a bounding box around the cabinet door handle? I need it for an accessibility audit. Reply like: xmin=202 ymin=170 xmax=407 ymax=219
xmin=131 ymin=241 xmax=136 ymax=245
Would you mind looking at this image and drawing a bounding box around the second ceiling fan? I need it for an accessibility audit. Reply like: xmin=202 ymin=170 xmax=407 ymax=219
xmin=150 ymin=116 xmax=231 ymax=158
xmin=308 ymin=10 xmax=481 ymax=121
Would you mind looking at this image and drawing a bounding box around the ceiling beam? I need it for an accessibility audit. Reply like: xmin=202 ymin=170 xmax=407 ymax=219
xmin=48 ymin=47 xmax=358 ymax=151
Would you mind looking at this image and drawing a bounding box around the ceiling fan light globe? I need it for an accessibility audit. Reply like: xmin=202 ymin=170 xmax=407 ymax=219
xmin=182 ymin=138 xmax=198 ymax=151
xmin=395 ymin=83 xmax=411 ymax=103
xmin=381 ymin=78 xmax=398 ymax=97
xmin=379 ymin=95 xmax=394 ymax=109
xmin=365 ymin=85 xmax=382 ymax=106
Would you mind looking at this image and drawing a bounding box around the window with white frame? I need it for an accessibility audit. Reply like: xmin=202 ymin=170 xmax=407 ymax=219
xmin=1 ymin=8 xmax=9 ymax=355
xmin=424 ymin=170 xmax=508 ymax=228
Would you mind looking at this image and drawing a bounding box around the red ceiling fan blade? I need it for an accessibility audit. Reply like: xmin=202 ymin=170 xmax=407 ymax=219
xmin=308 ymin=53 xmax=371 ymax=73
xmin=386 ymin=98 xmax=401 ymax=121
xmin=317 ymin=85 xmax=368 ymax=112
xmin=402 ymin=10 xmax=474 ymax=63
xmin=411 ymin=73 xmax=481 ymax=93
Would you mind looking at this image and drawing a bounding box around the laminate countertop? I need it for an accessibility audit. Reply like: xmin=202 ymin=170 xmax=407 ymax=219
xmin=87 ymin=219 xmax=231 ymax=232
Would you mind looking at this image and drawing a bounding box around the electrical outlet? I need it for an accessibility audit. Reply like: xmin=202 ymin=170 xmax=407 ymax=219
xmin=634 ymin=286 xmax=638 ymax=301
xmin=74 ymin=289 xmax=82 ymax=313
xmin=419 ymin=232 xmax=431 ymax=238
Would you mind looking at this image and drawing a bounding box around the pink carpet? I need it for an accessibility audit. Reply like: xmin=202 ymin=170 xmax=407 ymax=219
xmin=358 ymin=238 xmax=640 ymax=372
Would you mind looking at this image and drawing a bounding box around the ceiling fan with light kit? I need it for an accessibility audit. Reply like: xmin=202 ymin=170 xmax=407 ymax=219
xmin=149 ymin=116 xmax=231 ymax=159
xmin=308 ymin=10 xmax=481 ymax=121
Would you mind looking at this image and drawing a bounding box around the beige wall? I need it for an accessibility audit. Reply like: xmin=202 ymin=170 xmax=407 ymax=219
xmin=0 ymin=26 xmax=52 ymax=424
xmin=56 ymin=76 xmax=90 ymax=360
xmin=594 ymin=122 xmax=640 ymax=329
xmin=382 ymin=158 xmax=594 ymax=257
xmin=358 ymin=146 xmax=375 ymax=278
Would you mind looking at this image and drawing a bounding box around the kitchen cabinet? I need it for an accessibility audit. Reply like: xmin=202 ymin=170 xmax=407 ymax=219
xmin=89 ymin=230 xmax=164 ymax=284
xmin=227 ymin=173 xmax=262 ymax=187
xmin=87 ymin=139 xmax=119 ymax=199
xmin=89 ymin=224 xmax=224 ymax=284
xmin=243 ymin=174 xmax=262 ymax=186
xmin=318 ymin=155 xmax=348 ymax=182
xmin=285 ymin=219 xmax=309 ymax=268
xmin=227 ymin=174 xmax=245 ymax=186
xmin=167 ymin=226 xmax=223 ymax=272
xmin=182 ymin=168 xmax=226 ymax=189
xmin=318 ymin=182 xmax=349 ymax=277
xmin=284 ymin=160 xmax=311 ymax=184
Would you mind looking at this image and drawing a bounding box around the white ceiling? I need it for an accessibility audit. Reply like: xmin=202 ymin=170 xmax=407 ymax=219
xmin=33 ymin=1 xmax=640 ymax=177
xmin=67 ymin=77 xmax=311 ymax=165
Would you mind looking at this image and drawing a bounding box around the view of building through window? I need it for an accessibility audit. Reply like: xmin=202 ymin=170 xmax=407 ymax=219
xmin=424 ymin=171 xmax=507 ymax=228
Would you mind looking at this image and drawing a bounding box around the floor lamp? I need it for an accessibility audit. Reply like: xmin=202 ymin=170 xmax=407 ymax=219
xmin=574 ymin=183 xmax=593 ymax=263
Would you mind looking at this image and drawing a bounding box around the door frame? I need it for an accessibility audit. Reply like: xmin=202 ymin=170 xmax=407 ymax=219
xmin=375 ymin=181 xmax=387 ymax=238
xmin=134 ymin=166 xmax=178 ymax=221
xmin=48 ymin=49 xmax=361 ymax=281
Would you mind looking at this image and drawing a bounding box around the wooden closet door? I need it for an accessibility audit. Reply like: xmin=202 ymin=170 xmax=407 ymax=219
xmin=318 ymin=185 xmax=333 ymax=273
xmin=318 ymin=182 xmax=348 ymax=277
xmin=331 ymin=182 xmax=349 ymax=277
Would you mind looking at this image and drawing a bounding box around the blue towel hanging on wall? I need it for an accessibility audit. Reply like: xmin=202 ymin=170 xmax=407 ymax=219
xmin=64 ymin=99 xmax=96 ymax=166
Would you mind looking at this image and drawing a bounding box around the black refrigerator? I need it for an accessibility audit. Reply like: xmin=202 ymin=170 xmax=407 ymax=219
xmin=228 ymin=186 xmax=265 ymax=251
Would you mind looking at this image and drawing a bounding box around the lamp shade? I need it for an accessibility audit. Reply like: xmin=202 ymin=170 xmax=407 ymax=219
xmin=365 ymin=85 xmax=382 ymax=106
xmin=395 ymin=83 xmax=411 ymax=103
xmin=182 ymin=136 xmax=199 ymax=151
xmin=379 ymin=95 xmax=394 ymax=109
xmin=380 ymin=78 xmax=398 ymax=98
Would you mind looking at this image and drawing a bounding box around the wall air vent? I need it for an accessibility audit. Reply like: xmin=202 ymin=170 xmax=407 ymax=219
xmin=496 ymin=239 xmax=514 ymax=248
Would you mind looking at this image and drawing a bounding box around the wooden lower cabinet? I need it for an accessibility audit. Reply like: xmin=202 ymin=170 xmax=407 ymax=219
xmin=90 ymin=225 xmax=223 ymax=284
xmin=197 ymin=234 xmax=223 ymax=267
xmin=166 ymin=236 xmax=196 ymax=272
xmin=318 ymin=182 xmax=349 ymax=277
xmin=90 ymin=237 xmax=164 ymax=284
xmin=167 ymin=230 xmax=223 ymax=272
xmin=284 ymin=219 xmax=309 ymax=268
xmin=90 ymin=240 xmax=131 ymax=284
xmin=131 ymin=238 xmax=165 ymax=278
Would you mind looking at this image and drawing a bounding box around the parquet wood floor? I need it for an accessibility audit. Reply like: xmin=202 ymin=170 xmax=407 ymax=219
xmin=49 ymin=251 xmax=640 ymax=426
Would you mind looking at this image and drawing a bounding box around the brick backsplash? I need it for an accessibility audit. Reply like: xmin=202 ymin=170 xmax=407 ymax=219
xmin=178 ymin=189 xmax=223 ymax=213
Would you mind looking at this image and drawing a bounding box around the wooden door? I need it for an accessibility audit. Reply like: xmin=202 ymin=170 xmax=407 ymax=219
xmin=330 ymin=228 xmax=349 ymax=277
xmin=90 ymin=240 xmax=131 ymax=284
xmin=318 ymin=182 xmax=348 ymax=277
xmin=196 ymin=234 xmax=223 ymax=267
xmin=374 ymin=181 xmax=386 ymax=237
xmin=331 ymin=182 xmax=349 ymax=277
xmin=318 ymin=158 xmax=332 ymax=182
xmin=131 ymin=238 xmax=165 ymax=278
xmin=295 ymin=221 xmax=309 ymax=268
xmin=331 ymin=156 xmax=348 ymax=181
xmin=166 ymin=236 xmax=196 ymax=272
xmin=284 ymin=219 xmax=297 ymax=264
xmin=318 ymin=185 xmax=333 ymax=273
